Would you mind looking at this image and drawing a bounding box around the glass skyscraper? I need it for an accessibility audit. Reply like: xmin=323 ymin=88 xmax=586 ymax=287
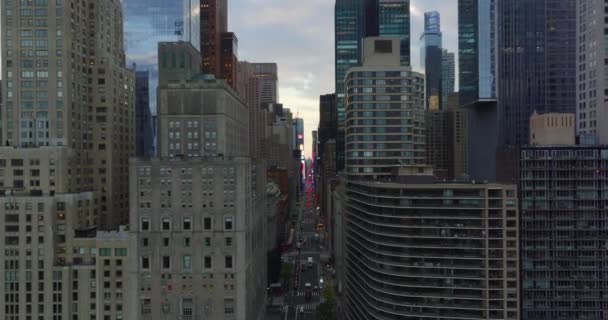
xmin=420 ymin=11 xmax=442 ymax=110
xmin=378 ymin=0 xmax=411 ymax=67
xmin=458 ymin=0 xmax=497 ymax=107
xmin=497 ymin=0 xmax=576 ymax=146
xmin=123 ymin=0 xmax=200 ymax=114
xmin=335 ymin=0 xmax=367 ymax=172
xmin=458 ymin=0 xmax=499 ymax=181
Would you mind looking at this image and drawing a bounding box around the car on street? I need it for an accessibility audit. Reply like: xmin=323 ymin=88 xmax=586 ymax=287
xmin=307 ymin=257 xmax=313 ymax=268
xmin=304 ymin=282 xmax=312 ymax=301
xmin=299 ymin=306 xmax=304 ymax=313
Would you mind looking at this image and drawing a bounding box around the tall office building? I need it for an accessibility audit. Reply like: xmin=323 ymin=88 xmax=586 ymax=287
xmin=378 ymin=0 xmax=411 ymax=67
xmin=220 ymin=32 xmax=238 ymax=89
xmin=520 ymin=145 xmax=608 ymax=319
xmin=237 ymin=62 xmax=278 ymax=159
xmin=497 ymin=0 xmax=576 ymax=146
xmin=128 ymin=42 xmax=266 ymax=320
xmin=1 ymin=1 xmax=135 ymax=317
xmin=420 ymin=11 xmax=442 ymax=110
xmin=156 ymin=43 xmax=248 ymax=158
xmin=458 ymin=0 xmax=499 ymax=181
xmin=2 ymin=0 xmax=135 ymax=229
xmin=318 ymin=94 xmax=337 ymax=175
xmin=441 ymin=49 xmax=455 ymax=110
xmin=425 ymin=110 xmax=451 ymax=179
xmin=335 ymin=0 xmax=368 ymax=172
xmin=124 ymin=0 xmax=200 ymax=114
xmin=344 ymin=38 xmax=425 ymax=179
xmin=200 ymin=0 xmax=228 ymax=76
xmin=576 ymin=0 xmax=608 ymax=143
xmin=135 ymin=71 xmax=154 ymax=157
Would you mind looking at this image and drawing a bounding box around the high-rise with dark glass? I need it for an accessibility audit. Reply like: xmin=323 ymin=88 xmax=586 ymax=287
xmin=420 ymin=11 xmax=442 ymax=110
xmin=458 ymin=0 xmax=499 ymax=181
xmin=124 ymin=0 xmax=200 ymax=112
xmin=135 ymin=71 xmax=154 ymax=157
xmin=335 ymin=0 xmax=368 ymax=172
xmin=335 ymin=0 xmax=410 ymax=172
xmin=378 ymin=0 xmax=411 ymax=67
xmin=124 ymin=0 xmax=200 ymax=159
xmin=441 ymin=49 xmax=455 ymax=110
xmin=497 ymin=0 xmax=576 ymax=146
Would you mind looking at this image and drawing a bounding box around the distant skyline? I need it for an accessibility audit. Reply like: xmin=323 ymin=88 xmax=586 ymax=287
xmin=0 ymin=0 xmax=458 ymax=158
xmin=231 ymin=0 xmax=458 ymax=157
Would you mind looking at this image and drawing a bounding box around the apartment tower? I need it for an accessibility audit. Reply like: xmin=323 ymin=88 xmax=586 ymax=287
xmin=342 ymin=37 xmax=519 ymax=320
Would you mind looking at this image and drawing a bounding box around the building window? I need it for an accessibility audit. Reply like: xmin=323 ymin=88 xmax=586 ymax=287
xmin=225 ymin=255 xmax=233 ymax=269
xmin=183 ymin=237 xmax=191 ymax=247
xmin=224 ymin=217 xmax=233 ymax=230
xmin=162 ymin=256 xmax=171 ymax=270
xmin=161 ymin=217 xmax=171 ymax=231
xmin=183 ymin=217 xmax=191 ymax=231
xmin=140 ymin=217 xmax=150 ymax=231
xmin=181 ymin=297 xmax=193 ymax=316
xmin=141 ymin=256 xmax=150 ymax=270
xmin=99 ymin=248 xmax=111 ymax=256
xmin=141 ymin=298 xmax=151 ymax=315
xmin=115 ymin=248 xmax=127 ymax=257
xmin=203 ymin=217 xmax=212 ymax=230
xmin=225 ymin=237 xmax=232 ymax=247
xmin=204 ymin=237 xmax=211 ymax=247
xmin=183 ymin=256 xmax=191 ymax=271
xmin=224 ymin=299 xmax=234 ymax=315
xmin=204 ymin=256 xmax=212 ymax=269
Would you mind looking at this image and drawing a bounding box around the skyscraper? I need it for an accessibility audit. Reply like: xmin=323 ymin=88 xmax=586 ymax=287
xmin=200 ymin=0 xmax=228 ymax=76
xmin=237 ymin=62 xmax=278 ymax=158
xmin=124 ymin=0 xmax=200 ymax=112
xmin=335 ymin=0 xmax=410 ymax=172
xmin=576 ymin=0 xmax=608 ymax=144
xmin=378 ymin=0 xmax=411 ymax=67
xmin=220 ymin=32 xmax=239 ymax=89
xmin=441 ymin=49 xmax=455 ymax=110
xmin=342 ymin=41 xmax=520 ymax=319
xmin=335 ymin=0 xmax=368 ymax=172
xmin=344 ymin=38 xmax=425 ymax=179
xmin=520 ymin=145 xmax=608 ymax=319
xmin=2 ymin=0 xmax=135 ymax=229
xmin=497 ymin=0 xmax=576 ymax=146
xmin=135 ymin=71 xmax=154 ymax=157
xmin=458 ymin=0 xmax=499 ymax=181
xmin=128 ymin=42 xmax=266 ymax=320
xmin=1 ymin=0 xmax=135 ymax=317
xmin=420 ymin=11 xmax=442 ymax=110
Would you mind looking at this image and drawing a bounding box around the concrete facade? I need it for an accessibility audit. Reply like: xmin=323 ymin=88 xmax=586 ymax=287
xmin=345 ymin=37 xmax=426 ymax=179
xmin=343 ymin=180 xmax=520 ymax=320
xmin=529 ymin=112 xmax=575 ymax=146
xmin=1 ymin=0 xmax=136 ymax=229
xmin=127 ymin=157 xmax=266 ymax=320
xmin=576 ymin=0 xmax=608 ymax=143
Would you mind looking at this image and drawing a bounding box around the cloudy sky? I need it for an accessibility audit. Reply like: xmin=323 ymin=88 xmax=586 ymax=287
xmin=231 ymin=0 xmax=458 ymax=158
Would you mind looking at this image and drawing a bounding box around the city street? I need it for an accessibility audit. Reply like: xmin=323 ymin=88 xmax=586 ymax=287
xmin=268 ymin=174 xmax=326 ymax=320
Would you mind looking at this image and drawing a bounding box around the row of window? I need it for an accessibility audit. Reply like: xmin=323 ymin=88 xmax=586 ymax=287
xmin=140 ymin=216 xmax=233 ymax=231
xmin=140 ymin=254 xmax=233 ymax=271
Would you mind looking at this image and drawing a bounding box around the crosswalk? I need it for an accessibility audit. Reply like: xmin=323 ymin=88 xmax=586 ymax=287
xmin=296 ymin=290 xmax=321 ymax=297
xmin=296 ymin=302 xmax=319 ymax=312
